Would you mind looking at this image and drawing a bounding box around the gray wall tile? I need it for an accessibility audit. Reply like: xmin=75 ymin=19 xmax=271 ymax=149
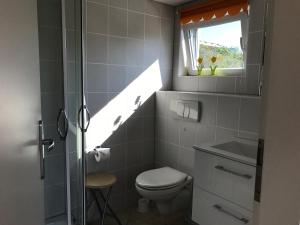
xmin=179 ymin=121 xmax=197 ymax=148
xmin=145 ymin=15 xmax=160 ymax=42
xmin=126 ymin=39 xmax=144 ymax=66
xmin=173 ymin=76 xmax=198 ymax=92
xmin=215 ymin=127 xmax=238 ymax=141
xmin=239 ymin=98 xmax=260 ymax=133
xmin=198 ymin=77 xmax=217 ymax=92
xmin=87 ymin=2 xmax=108 ymax=34
xmin=110 ymin=0 xmax=127 ymax=8
xmin=107 ymin=65 xmax=127 ymax=92
xmin=86 ymin=93 xmax=108 ymax=116
xmin=195 ymin=125 xmax=215 ymax=146
xmin=128 ymin=11 xmax=144 ymax=39
xmin=87 ymin=33 xmax=107 ymax=63
xmin=145 ymin=0 xmax=161 ymax=16
xmin=161 ymin=18 xmax=173 ymax=43
xmin=246 ymin=64 xmax=260 ymax=94
xmin=160 ymin=4 xmax=174 ymax=19
xmin=128 ymin=0 xmax=145 ymax=12
xmin=126 ymin=66 xmax=144 ymax=84
xmin=108 ymin=36 xmax=127 ymax=65
xmin=159 ymin=42 xmax=173 ymax=69
xmin=164 ymin=118 xmax=180 ymax=145
xmin=144 ymin=40 xmax=160 ymax=67
xmin=86 ymin=64 xmax=108 ymax=92
xmin=144 ymin=117 xmax=155 ymax=138
xmin=126 ymin=117 xmax=144 ymax=141
xmin=109 ymin=145 xmax=125 ymax=171
xmin=249 ymin=0 xmax=265 ymax=32
xmin=127 ymin=141 xmax=143 ymax=166
xmin=217 ymin=96 xmax=240 ymax=129
xmin=109 ymin=7 xmax=127 ymax=36
xmin=178 ymin=147 xmax=195 ymax=175
xmin=216 ymin=77 xmax=236 ymax=93
xmin=246 ymin=31 xmax=263 ymax=65
xmin=198 ymin=95 xmax=217 ymax=125
xmin=142 ymin=139 xmax=155 ymax=165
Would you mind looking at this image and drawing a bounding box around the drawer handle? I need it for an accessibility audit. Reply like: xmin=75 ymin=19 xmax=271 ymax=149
xmin=215 ymin=165 xmax=252 ymax=179
xmin=213 ymin=204 xmax=249 ymax=224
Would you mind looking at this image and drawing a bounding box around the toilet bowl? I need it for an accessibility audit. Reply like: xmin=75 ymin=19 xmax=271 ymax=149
xmin=135 ymin=167 xmax=192 ymax=215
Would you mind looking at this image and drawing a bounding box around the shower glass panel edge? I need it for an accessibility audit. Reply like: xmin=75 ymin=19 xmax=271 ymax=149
xmin=62 ymin=0 xmax=85 ymax=224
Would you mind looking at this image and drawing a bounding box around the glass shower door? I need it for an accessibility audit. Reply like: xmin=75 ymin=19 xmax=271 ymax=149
xmin=37 ymin=0 xmax=84 ymax=224
xmin=37 ymin=0 xmax=68 ymax=223
xmin=63 ymin=0 xmax=84 ymax=224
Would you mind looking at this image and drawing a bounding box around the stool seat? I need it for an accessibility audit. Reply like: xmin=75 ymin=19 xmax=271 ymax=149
xmin=86 ymin=172 xmax=117 ymax=189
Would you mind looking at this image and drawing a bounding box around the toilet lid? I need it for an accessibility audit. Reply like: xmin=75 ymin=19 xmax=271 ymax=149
xmin=136 ymin=167 xmax=187 ymax=189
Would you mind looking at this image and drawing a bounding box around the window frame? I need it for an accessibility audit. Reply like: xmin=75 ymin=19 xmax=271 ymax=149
xmin=182 ymin=13 xmax=249 ymax=77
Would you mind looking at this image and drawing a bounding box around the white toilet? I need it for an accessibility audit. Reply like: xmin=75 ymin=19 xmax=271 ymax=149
xmin=135 ymin=167 xmax=192 ymax=215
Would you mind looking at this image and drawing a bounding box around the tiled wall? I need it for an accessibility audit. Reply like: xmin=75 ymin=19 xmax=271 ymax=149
xmin=155 ymin=91 xmax=260 ymax=176
xmin=172 ymin=0 xmax=266 ymax=95
xmin=37 ymin=0 xmax=66 ymax=219
xmin=84 ymin=0 xmax=175 ymax=214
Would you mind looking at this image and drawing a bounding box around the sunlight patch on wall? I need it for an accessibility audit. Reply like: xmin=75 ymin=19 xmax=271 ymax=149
xmin=85 ymin=60 xmax=162 ymax=152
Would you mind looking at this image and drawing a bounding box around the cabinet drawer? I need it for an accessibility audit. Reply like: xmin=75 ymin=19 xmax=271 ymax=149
xmin=192 ymin=187 xmax=252 ymax=225
xmin=194 ymin=151 xmax=256 ymax=210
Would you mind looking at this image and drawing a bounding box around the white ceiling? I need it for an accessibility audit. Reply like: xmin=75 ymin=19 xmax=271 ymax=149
xmin=153 ymin=0 xmax=193 ymax=6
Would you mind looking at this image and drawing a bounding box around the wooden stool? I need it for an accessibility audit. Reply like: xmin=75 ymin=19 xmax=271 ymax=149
xmin=86 ymin=172 xmax=122 ymax=225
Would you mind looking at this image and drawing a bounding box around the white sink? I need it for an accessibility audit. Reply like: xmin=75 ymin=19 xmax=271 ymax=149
xmin=193 ymin=138 xmax=258 ymax=166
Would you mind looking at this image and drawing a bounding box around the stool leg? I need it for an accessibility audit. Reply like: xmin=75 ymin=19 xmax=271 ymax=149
xmin=99 ymin=189 xmax=123 ymax=225
xmin=90 ymin=189 xmax=104 ymax=219
xmin=101 ymin=187 xmax=112 ymax=225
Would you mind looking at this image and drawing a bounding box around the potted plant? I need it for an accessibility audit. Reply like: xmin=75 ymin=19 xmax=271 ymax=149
xmin=197 ymin=56 xmax=204 ymax=76
xmin=210 ymin=56 xmax=218 ymax=75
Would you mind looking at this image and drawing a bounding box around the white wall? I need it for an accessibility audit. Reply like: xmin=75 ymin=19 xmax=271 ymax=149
xmin=253 ymin=0 xmax=300 ymax=224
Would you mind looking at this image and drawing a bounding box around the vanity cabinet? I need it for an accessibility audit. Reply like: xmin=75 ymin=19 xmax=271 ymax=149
xmin=193 ymin=187 xmax=253 ymax=225
xmin=192 ymin=145 xmax=256 ymax=225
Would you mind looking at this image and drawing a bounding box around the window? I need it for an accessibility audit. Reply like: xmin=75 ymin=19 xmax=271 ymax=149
xmin=183 ymin=14 xmax=248 ymax=76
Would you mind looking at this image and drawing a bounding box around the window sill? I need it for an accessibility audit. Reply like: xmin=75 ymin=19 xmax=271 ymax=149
xmin=186 ymin=68 xmax=244 ymax=77
xmin=157 ymin=90 xmax=261 ymax=99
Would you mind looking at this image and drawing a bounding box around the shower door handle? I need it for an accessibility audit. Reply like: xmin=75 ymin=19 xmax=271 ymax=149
xmin=57 ymin=108 xmax=69 ymax=140
xmin=39 ymin=120 xmax=55 ymax=179
xmin=78 ymin=105 xmax=90 ymax=132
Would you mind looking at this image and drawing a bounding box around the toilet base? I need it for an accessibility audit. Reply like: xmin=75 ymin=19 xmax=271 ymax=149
xmin=155 ymin=188 xmax=192 ymax=215
xmin=156 ymin=200 xmax=172 ymax=215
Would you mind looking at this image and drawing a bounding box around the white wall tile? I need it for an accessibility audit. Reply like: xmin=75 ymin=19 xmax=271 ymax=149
xmin=217 ymin=96 xmax=240 ymax=130
xmin=109 ymin=7 xmax=127 ymax=37
xmin=239 ymin=98 xmax=261 ymax=133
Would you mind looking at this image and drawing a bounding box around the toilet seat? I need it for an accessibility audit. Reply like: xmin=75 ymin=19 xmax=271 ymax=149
xmin=136 ymin=167 xmax=188 ymax=190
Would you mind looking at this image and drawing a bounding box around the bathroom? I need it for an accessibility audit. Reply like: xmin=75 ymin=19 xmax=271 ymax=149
xmin=0 ymin=0 xmax=299 ymax=225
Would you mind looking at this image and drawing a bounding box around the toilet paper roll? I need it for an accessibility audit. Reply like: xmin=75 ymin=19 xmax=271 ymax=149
xmin=91 ymin=147 xmax=110 ymax=162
